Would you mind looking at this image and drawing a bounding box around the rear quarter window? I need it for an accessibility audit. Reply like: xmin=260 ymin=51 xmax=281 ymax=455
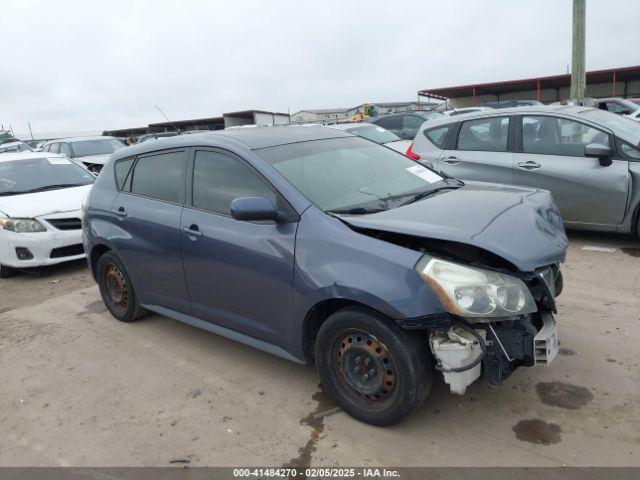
xmin=423 ymin=125 xmax=451 ymax=148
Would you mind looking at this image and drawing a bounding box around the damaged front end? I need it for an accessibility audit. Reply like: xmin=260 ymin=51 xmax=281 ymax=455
xmin=416 ymin=259 xmax=562 ymax=395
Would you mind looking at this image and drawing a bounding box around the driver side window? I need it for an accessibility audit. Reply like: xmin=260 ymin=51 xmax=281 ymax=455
xmin=521 ymin=116 xmax=609 ymax=157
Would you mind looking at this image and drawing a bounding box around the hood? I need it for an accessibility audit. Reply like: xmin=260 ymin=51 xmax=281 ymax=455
xmin=0 ymin=185 xmax=92 ymax=218
xmin=75 ymin=153 xmax=111 ymax=165
xmin=340 ymin=181 xmax=567 ymax=272
xmin=384 ymin=139 xmax=412 ymax=153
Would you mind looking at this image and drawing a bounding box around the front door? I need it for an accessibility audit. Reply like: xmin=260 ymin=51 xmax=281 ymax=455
xmin=111 ymin=149 xmax=190 ymax=312
xmin=513 ymin=114 xmax=629 ymax=225
xmin=181 ymin=148 xmax=298 ymax=348
xmin=436 ymin=115 xmax=515 ymax=185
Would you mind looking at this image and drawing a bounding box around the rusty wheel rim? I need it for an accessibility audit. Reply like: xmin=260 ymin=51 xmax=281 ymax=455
xmin=104 ymin=264 xmax=128 ymax=311
xmin=333 ymin=330 xmax=397 ymax=402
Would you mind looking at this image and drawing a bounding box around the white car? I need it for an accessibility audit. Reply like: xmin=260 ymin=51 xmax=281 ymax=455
xmin=41 ymin=136 xmax=126 ymax=174
xmin=0 ymin=152 xmax=95 ymax=277
xmin=0 ymin=141 xmax=33 ymax=154
xmin=626 ymin=109 xmax=640 ymax=122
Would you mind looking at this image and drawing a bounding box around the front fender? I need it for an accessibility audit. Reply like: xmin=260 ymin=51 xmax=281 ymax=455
xmin=291 ymin=208 xmax=447 ymax=349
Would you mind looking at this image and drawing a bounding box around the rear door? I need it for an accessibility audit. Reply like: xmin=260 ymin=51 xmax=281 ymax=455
xmin=111 ymin=149 xmax=191 ymax=312
xmin=436 ymin=115 xmax=515 ymax=185
xmin=513 ymin=114 xmax=629 ymax=225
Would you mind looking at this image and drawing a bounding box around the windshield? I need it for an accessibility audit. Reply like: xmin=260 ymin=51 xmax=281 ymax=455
xmin=349 ymin=125 xmax=401 ymax=144
xmin=256 ymin=137 xmax=447 ymax=213
xmin=0 ymin=157 xmax=94 ymax=196
xmin=581 ymin=108 xmax=640 ymax=145
xmin=70 ymin=139 xmax=124 ymax=157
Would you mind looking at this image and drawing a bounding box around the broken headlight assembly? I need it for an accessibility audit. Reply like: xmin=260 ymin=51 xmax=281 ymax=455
xmin=0 ymin=217 xmax=47 ymax=233
xmin=415 ymin=255 xmax=537 ymax=319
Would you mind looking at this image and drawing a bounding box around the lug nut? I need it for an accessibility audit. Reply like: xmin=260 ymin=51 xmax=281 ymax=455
xmin=353 ymin=366 xmax=360 ymax=373
xmin=355 ymin=356 xmax=362 ymax=364
xmin=368 ymin=369 xmax=375 ymax=376
xmin=362 ymin=374 xmax=369 ymax=381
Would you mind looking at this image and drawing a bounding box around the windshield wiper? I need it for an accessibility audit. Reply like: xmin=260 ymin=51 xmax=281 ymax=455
xmin=399 ymin=186 xmax=459 ymax=207
xmin=23 ymin=183 xmax=87 ymax=193
xmin=325 ymin=206 xmax=387 ymax=215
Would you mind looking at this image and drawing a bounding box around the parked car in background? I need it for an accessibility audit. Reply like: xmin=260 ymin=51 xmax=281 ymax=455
xmin=0 ymin=152 xmax=95 ymax=277
xmin=41 ymin=136 xmax=126 ymax=173
xmin=0 ymin=141 xmax=33 ymax=154
xmin=367 ymin=110 xmax=443 ymax=140
xmin=137 ymin=131 xmax=180 ymax=143
xmin=484 ymin=100 xmax=542 ymax=109
xmin=443 ymin=107 xmax=492 ymax=116
xmin=325 ymin=123 xmax=411 ymax=153
xmin=585 ymin=97 xmax=639 ymax=116
xmin=626 ymin=109 xmax=640 ymax=122
xmin=411 ymin=105 xmax=640 ymax=235
xmin=84 ymin=126 xmax=566 ymax=425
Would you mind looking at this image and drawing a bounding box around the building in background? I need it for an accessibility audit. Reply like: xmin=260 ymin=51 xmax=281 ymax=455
xmin=418 ymin=65 xmax=640 ymax=108
xmin=290 ymin=101 xmax=435 ymax=124
xmin=103 ymin=109 xmax=289 ymax=138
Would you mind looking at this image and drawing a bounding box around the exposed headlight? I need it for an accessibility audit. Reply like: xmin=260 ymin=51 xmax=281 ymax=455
xmin=0 ymin=218 xmax=47 ymax=233
xmin=415 ymin=255 xmax=537 ymax=319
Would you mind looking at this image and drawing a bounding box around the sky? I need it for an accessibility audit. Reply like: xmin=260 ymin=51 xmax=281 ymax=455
xmin=1 ymin=0 xmax=638 ymax=138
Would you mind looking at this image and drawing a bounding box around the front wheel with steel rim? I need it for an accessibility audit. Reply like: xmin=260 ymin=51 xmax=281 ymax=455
xmin=96 ymin=252 xmax=146 ymax=322
xmin=315 ymin=307 xmax=433 ymax=426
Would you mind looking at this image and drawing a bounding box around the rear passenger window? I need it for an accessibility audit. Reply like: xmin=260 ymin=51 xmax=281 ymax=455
xmin=130 ymin=151 xmax=186 ymax=203
xmin=192 ymin=150 xmax=278 ymax=216
xmin=457 ymin=117 xmax=509 ymax=152
xmin=114 ymin=156 xmax=135 ymax=190
xmin=49 ymin=143 xmax=60 ymax=154
xmin=424 ymin=126 xmax=451 ymax=148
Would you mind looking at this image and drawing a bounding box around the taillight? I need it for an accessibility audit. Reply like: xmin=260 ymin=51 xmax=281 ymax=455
xmin=405 ymin=142 xmax=420 ymax=161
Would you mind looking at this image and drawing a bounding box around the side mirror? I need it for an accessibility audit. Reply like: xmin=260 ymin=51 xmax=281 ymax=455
xmin=584 ymin=143 xmax=613 ymax=167
xmin=230 ymin=196 xmax=279 ymax=222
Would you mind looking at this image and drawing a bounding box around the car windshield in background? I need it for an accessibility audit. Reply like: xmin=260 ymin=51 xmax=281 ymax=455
xmin=70 ymin=139 xmax=125 ymax=157
xmin=581 ymin=108 xmax=640 ymax=145
xmin=0 ymin=157 xmax=94 ymax=196
xmin=257 ymin=137 xmax=447 ymax=213
xmin=350 ymin=125 xmax=401 ymax=144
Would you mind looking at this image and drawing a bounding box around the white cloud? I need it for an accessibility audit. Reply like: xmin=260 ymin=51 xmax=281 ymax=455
xmin=1 ymin=0 xmax=637 ymax=137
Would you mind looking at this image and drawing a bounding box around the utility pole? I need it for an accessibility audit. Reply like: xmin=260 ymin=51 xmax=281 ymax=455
xmin=570 ymin=0 xmax=586 ymax=102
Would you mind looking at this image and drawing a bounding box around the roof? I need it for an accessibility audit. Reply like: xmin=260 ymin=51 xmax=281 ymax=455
xmin=43 ymin=135 xmax=118 ymax=144
xmin=111 ymin=126 xmax=352 ymax=161
xmin=416 ymin=105 xmax=596 ymax=129
xmin=293 ymin=108 xmax=352 ymax=115
xmin=0 ymin=151 xmax=65 ymax=163
xmin=419 ymin=65 xmax=640 ymax=99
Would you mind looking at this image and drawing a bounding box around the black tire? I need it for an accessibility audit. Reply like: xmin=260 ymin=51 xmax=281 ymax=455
xmin=0 ymin=264 xmax=16 ymax=279
xmin=315 ymin=306 xmax=433 ymax=426
xmin=96 ymin=252 xmax=146 ymax=322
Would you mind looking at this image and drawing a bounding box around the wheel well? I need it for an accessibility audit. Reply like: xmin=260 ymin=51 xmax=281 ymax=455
xmin=301 ymin=299 xmax=381 ymax=364
xmin=90 ymin=244 xmax=111 ymax=280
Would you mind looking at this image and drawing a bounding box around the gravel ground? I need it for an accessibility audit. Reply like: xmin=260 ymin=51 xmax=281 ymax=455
xmin=0 ymin=232 xmax=639 ymax=467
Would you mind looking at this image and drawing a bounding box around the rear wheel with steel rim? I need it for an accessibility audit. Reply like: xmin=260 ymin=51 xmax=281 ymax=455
xmin=97 ymin=252 xmax=146 ymax=322
xmin=315 ymin=307 xmax=433 ymax=426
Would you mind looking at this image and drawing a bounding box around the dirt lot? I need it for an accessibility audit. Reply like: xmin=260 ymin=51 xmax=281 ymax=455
xmin=1 ymin=232 xmax=639 ymax=467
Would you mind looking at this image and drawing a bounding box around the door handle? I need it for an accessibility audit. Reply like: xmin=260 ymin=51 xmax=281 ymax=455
xmin=182 ymin=224 xmax=203 ymax=238
xmin=441 ymin=156 xmax=460 ymax=165
xmin=113 ymin=207 xmax=128 ymax=218
xmin=517 ymin=161 xmax=542 ymax=170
